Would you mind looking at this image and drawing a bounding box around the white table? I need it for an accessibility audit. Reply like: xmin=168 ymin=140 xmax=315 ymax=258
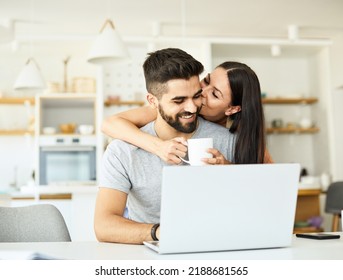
xmin=0 ymin=233 xmax=342 ymax=260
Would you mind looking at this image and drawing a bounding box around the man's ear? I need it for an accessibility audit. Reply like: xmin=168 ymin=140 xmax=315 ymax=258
xmin=146 ymin=93 xmax=159 ymax=109
xmin=225 ymin=105 xmax=241 ymax=116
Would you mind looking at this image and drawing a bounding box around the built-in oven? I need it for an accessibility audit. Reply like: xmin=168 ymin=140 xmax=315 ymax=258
xmin=38 ymin=136 xmax=96 ymax=185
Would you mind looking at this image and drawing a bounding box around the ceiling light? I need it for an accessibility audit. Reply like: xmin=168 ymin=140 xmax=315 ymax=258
xmin=0 ymin=19 xmax=14 ymax=44
xmin=87 ymin=19 xmax=129 ymax=64
xmin=13 ymin=58 xmax=46 ymax=90
xmin=152 ymin=21 xmax=161 ymax=37
xmin=288 ymin=25 xmax=299 ymax=41
xmin=271 ymin=44 xmax=281 ymax=56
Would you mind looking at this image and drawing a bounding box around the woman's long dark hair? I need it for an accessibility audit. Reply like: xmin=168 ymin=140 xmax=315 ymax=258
xmin=217 ymin=62 xmax=265 ymax=164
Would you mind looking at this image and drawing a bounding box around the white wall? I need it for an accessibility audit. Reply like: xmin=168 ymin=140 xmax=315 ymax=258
xmin=330 ymin=35 xmax=343 ymax=89
xmin=311 ymin=48 xmax=332 ymax=176
xmin=329 ymin=35 xmax=343 ymax=181
xmin=0 ymin=136 xmax=35 ymax=189
xmin=331 ymin=88 xmax=343 ymax=180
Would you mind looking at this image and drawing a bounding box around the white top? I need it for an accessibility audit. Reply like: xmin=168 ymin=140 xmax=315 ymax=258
xmin=0 ymin=233 xmax=342 ymax=260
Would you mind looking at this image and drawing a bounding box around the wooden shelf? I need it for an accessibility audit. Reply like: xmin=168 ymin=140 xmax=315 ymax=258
xmin=0 ymin=97 xmax=35 ymax=105
xmin=298 ymin=189 xmax=322 ymax=196
xmin=39 ymin=193 xmax=72 ymax=200
xmin=293 ymin=227 xmax=323 ymax=234
xmin=39 ymin=133 xmax=96 ymax=137
xmin=267 ymin=127 xmax=319 ymax=134
xmin=104 ymin=100 xmax=145 ymax=107
xmin=0 ymin=130 xmax=34 ymax=136
xmin=12 ymin=193 xmax=72 ymax=200
xmin=0 ymin=97 xmax=146 ymax=107
xmin=262 ymin=97 xmax=318 ymax=104
xmin=0 ymin=98 xmax=35 ymax=136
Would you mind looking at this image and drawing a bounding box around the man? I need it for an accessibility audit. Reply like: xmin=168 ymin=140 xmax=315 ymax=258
xmin=94 ymin=48 xmax=235 ymax=244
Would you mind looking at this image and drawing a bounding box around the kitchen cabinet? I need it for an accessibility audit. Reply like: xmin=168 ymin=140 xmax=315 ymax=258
xmin=36 ymin=93 xmax=97 ymax=135
xmin=70 ymin=191 xmax=97 ymax=241
xmin=294 ymin=189 xmax=323 ymax=233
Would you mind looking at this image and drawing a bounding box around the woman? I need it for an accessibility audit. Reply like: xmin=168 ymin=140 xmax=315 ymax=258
xmin=102 ymin=61 xmax=273 ymax=164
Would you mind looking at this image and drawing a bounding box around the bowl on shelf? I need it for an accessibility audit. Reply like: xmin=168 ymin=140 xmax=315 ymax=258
xmin=59 ymin=123 xmax=76 ymax=134
xmin=299 ymin=118 xmax=313 ymax=129
xmin=78 ymin=125 xmax=94 ymax=135
xmin=42 ymin=127 xmax=56 ymax=135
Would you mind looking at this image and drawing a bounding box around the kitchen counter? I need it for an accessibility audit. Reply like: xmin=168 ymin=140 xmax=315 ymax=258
xmin=9 ymin=185 xmax=98 ymax=199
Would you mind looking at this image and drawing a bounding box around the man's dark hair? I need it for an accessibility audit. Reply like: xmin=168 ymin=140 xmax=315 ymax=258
xmin=143 ymin=48 xmax=204 ymax=99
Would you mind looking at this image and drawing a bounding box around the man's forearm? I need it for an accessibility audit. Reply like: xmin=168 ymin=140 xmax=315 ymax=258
xmin=94 ymin=214 xmax=154 ymax=244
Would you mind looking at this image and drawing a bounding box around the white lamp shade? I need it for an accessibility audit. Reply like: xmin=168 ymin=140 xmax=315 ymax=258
xmin=14 ymin=59 xmax=46 ymax=90
xmin=87 ymin=26 xmax=129 ymax=64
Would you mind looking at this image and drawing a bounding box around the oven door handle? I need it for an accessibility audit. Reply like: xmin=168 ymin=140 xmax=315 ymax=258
xmin=40 ymin=146 xmax=95 ymax=152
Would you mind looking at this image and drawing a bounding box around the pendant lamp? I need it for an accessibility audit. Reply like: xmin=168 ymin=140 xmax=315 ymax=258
xmin=87 ymin=19 xmax=129 ymax=64
xmin=0 ymin=19 xmax=14 ymax=43
xmin=13 ymin=58 xmax=46 ymax=90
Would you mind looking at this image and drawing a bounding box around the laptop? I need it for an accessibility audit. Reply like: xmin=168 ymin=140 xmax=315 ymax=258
xmin=144 ymin=163 xmax=300 ymax=254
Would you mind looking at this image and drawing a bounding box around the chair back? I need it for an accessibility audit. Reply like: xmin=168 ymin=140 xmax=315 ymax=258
xmin=0 ymin=204 xmax=71 ymax=242
xmin=325 ymin=181 xmax=343 ymax=214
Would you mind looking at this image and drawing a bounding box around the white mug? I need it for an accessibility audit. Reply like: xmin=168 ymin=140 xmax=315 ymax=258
xmin=179 ymin=138 xmax=213 ymax=166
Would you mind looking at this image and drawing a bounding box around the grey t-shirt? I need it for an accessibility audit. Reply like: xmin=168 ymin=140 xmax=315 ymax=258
xmin=99 ymin=117 xmax=235 ymax=224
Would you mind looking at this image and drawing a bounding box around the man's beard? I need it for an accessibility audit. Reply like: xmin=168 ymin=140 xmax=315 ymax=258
xmin=158 ymin=104 xmax=201 ymax=133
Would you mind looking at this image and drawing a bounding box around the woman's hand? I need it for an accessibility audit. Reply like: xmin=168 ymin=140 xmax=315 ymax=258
xmin=202 ymin=148 xmax=232 ymax=165
xmin=155 ymin=137 xmax=188 ymax=165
